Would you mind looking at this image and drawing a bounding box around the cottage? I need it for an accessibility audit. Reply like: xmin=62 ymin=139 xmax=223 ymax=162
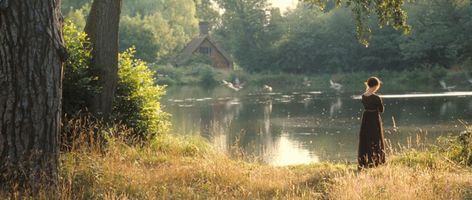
xmin=176 ymin=22 xmax=233 ymax=70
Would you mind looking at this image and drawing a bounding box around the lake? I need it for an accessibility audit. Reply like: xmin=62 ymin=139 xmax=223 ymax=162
xmin=163 ymin=86 xmax=472 ymax=166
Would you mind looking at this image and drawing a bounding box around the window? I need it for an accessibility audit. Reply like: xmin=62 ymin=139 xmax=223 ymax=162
xmin=199 ymin=47 xmax=211 ymax=55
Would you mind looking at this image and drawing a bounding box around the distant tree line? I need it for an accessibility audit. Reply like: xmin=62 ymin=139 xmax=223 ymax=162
xmin=62 ymin=0 xmax=472 ymax=73
xmin=216 ymin=0 xmax=472 ymax=73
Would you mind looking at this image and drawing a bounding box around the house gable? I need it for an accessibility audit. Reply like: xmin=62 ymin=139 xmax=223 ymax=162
xmin=176 ymin=35 xmax=233 ymax=70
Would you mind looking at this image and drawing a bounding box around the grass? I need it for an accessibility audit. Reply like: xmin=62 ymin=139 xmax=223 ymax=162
xmin=3 ymin=118 xmax=472 ymax=199
xmin=53 ymin=125 xmax=472 ymax=199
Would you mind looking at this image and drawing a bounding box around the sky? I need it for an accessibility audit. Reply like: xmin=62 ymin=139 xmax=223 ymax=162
xmin=269 ymin=0 xmax=298 ymax=12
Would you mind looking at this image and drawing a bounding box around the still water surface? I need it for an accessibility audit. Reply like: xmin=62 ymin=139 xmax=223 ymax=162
xmin=163 ymin=86 xmax=472 ymax=166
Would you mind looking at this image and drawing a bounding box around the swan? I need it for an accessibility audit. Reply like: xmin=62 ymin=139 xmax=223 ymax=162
xmin=329 ymin=80 xmax=343 ymax=91
xmin=439 ymin=80 xmax=456 ymax=91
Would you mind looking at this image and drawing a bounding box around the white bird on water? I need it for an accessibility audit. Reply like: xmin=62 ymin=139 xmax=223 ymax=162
xmin=439 ymin=80 xmax=456 ymax=91
xmin=329 ymin=80 xmax=343 ymax=91
xmin=222 ymin=80 xmax=242 ymax=91
xmin=263 ymin=84 xmax=273 ymax=92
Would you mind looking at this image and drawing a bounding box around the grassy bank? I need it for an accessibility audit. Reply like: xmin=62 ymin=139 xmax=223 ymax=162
xmin=154 ymin=64 xmax=471 ymax=92
xmin=4 ymin=117 xmax=470 ymax=199
xmin=51 ymin=128 xmax=472 ymax=199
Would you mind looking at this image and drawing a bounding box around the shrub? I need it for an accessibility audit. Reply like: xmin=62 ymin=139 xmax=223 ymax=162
xmin=114 ymin=48 xmax=170 ymax=139
xmin=62 ymin=21 xmax=99 ymax=115
xmin=151 ymin=64 xmax=184 ymax=86
xmin=436 ymin=131 xmax=472 ymax=166
xmin=194 ymin=64 xmax=220 ymax=87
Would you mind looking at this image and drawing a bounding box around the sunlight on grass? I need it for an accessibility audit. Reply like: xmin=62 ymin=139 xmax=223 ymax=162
xmin=16 ymin=118 xmax=464 ymax=199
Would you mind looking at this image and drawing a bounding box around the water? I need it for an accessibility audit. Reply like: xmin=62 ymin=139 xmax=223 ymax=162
xmin=163 ymin=86 xmax=472 ymax=166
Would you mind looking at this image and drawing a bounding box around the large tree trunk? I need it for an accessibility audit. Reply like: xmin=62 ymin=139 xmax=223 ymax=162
xmin=85 ymin=0 xmax=122 ymax=117
xmin=0 ymin=0 xmax=65 ymax=191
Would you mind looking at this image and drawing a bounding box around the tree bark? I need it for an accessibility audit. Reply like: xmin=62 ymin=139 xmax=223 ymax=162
xmin=0 ymin=0 xmax=64 ymax=191
xmin=85 ymin=0 xmax=122 ymax=117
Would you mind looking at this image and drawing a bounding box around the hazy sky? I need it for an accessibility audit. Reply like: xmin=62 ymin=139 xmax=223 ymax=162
xmin=270 ymin=0 xmax=298 ymax=11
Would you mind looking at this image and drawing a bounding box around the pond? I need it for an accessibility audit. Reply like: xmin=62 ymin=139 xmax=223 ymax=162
xmin=162 ymin=86 xmax=472 ymax=166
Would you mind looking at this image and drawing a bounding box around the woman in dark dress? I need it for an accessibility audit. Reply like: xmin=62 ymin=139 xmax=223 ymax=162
xmin=358 ymin=77 xmax=386 ymax=169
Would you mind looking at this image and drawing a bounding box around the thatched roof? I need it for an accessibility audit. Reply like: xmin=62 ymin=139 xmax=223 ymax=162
xmin=175 ymin=34 xmax=233 ymax=66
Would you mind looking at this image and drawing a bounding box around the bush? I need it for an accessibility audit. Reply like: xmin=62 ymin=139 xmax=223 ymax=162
xmin=436 ymin=131 xmax=472 ymax=166
xmin=151 ymin=64 xmax=184 ymax=86
xmin=62 ymin=21 xmax=99 ymax=115
xmin=193 ymin=64 xmax=220 ymax=87
xmin=114 ymin=48 xmax=170 ymax=139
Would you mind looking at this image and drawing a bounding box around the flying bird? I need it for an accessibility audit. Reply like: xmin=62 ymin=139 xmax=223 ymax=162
xmin=439 ymin=80 xmax=456 ymax=91
xmin=329 ymin=80 xmax=343 ymax=91
xmin=222 ymin=80 xmax=242 ymax=91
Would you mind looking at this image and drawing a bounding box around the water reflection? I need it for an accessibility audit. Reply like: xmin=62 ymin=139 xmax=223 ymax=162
xmin=440 ymin=101 xmax=456 ymax=116
xmin=329 ymin=97 xmax=342 ymax=117
xmin=165 ymin=87 xmax=472 ymax=166
xmin=268 ymin=135 xmax=320 ymax=166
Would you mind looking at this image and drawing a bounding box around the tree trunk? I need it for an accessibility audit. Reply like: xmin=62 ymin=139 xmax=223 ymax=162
xmin=85 ymin=0 xmax=122 ymax=117
xmin=0 ymin=0 xmax=65 ymax=191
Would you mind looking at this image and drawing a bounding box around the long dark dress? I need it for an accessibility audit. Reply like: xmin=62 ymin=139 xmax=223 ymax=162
xmin=358 ymin=94 xmax=386 ymax=168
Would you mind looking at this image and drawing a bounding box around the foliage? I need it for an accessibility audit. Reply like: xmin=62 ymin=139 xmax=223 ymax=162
xmin=62 ymin=21 xmax=99 ymax=115
xmin=194 ymin=65 xmax=220 ymax=87
xmin=119 ymin=16 xmax=162 ymax=62
xmin=62 ymin=0 xmax=199 ymax=64
xmin=436 ymin=130 xmax=472 ymax=166
xmin=61 ymin=0 xmax=472 ymax=75
xmin=195 ymin=0 xmax=221 ymax=30
xmin=114 ymin=48 xmax=170 ymax=138
xmin=303 ymin=0 xmax=411 ymax=46
xmin=152 ymin=64 xmax=225 ymax=87
xmin=213 ymin=0 xmax=274 ymax=71
xmin=119 ymin=0 xmax=199 ymax=63
xmin=61 ymin=0 xmax=91 ymax=14
xmin=64 ymin=6 xmax=89 ymax=30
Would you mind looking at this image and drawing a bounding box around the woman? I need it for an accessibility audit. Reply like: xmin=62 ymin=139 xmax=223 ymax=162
xmin=358 ymin=77 xmax=386 ymax=169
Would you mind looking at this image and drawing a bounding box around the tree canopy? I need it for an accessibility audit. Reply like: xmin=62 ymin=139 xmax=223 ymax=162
xmin=62 ymin=0 xmax=472 ymax=73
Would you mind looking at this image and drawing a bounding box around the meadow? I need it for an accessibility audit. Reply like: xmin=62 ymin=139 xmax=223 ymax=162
xmin=15 ymin=118 xmax=471 ymax=200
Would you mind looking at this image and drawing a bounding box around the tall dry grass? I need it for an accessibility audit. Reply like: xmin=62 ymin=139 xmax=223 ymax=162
xmin=59 ymin=133 xmax=345 ymax=199
xmin=3 ymin=117 xmax=471 ymax=199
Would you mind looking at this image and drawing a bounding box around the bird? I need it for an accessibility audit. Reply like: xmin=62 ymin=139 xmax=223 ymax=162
xmin=439 ymin=80 xmax=456 ymax=91
xmin=329 ymin=80 xmax=343 ymax=91
xmin=303 ymin=77 xmax=311 ymax=87
xmin=467 ymin=78 xmax=472 ymax=85
xmin=263 ymin=85 xmax=273 ymax=92
xmin=222 ymin=80 xmax=242 ymax=91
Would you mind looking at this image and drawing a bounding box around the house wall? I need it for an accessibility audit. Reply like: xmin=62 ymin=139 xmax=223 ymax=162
xmin=196 ymin=40 xmax=233 ymax=70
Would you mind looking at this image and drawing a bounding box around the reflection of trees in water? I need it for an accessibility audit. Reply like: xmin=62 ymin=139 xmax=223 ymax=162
xmin=263 ymin=99 xmax=272 ymax=135
xmin=259 ymin=99 xmax=275 ymax=163
xmin=199 ymin=97 xmax=243 ymax=153
xmin=440 ymin=101 xmax=456 ymax=116
xmin=329 ymin=97 xmax=342 ymax=117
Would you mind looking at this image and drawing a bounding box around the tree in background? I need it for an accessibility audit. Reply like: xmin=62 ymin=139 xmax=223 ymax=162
xmin=195 ymin=0 xmax=221 ymax=30
xmin=0 ymin=0 xmax=65 ymax=191
xmin=118 ymin=0 xmax=199 ymax=63
xmin=214 ymin=0 xmax=272 ymax=71
xmin=85 ymin=0 xmax=122 ymax=117
xmin=304 ymin=0 xmax=411 ymax=46
xmin=401 ymin=0 xmax=472 ymax=68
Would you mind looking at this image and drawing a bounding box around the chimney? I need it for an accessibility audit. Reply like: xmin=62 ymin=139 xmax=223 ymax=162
xmin=199 ymin=21 xmax=209 ymax=36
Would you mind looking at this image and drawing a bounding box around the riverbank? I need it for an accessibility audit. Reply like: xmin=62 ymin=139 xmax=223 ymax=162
xmin=153 ymin=64 xmax=471 ymax=92
xmin=43 ymin=129 xmax=472 ymax=199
